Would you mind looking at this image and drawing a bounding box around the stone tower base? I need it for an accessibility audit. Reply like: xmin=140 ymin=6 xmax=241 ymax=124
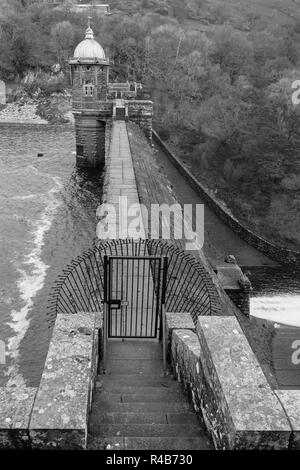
xmin=74 ymin=112 xmax=106 ymax=168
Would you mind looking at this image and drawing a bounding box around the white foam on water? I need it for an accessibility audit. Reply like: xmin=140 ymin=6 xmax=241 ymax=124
xmin=6 ymin=176 xmax=62 ymax=384
xmin=11 ymin=194 xmax=36 ymax=200
xmin=250 ymin=295 xmax=300 ymax=327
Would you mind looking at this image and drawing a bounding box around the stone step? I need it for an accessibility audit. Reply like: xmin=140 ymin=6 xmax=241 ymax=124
xmin=167 ymin=412 xmax=199 ymax=425
xmin=95 ymin=401 xmax=191 ymax=413
xmin=92 ymin=424 xmax=202 ymax=438
xmin=98 ymin=374 xmax=175 ymax=386
xmin=90 ymin=411 xmax=198 ymax=425
xmin=88 ymin=436 xmax=210 ymax=450
xmin=106 ymin=341 xmax=162 ymax=360
xmin=125 ymin=437 xmax=210 ymax=450
xmin=96 ymin=384 xmax=180 ymax=394
xmin=89 ymin=341 xmax=210 ymax=451
xmin=98 ymin=391 xmax=185 ymax=403
xmin=91 ymin=412 xmax=168 ymax=425
xmin=105 ymin=359 xmax=164 ymax=374
xmin=88 ymin=436 xmax=124 ymax=450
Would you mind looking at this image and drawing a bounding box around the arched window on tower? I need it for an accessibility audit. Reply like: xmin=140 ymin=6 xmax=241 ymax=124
xmin=83 ymin=81 xmax=94 ymax=97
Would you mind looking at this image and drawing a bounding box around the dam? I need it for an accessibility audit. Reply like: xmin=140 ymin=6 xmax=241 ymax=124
xmin=0 ymin=22 xmax=300 ymax=451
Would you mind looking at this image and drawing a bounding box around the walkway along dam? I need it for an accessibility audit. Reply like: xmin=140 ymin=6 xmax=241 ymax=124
xmin=1 ymin=23 xmax=300 ymax=451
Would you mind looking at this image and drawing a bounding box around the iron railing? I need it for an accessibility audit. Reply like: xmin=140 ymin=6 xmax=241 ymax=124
xmin=104 ymin=254 xmax=167 ymax=338
xmin=48 ymin=239 xmax=221 ymax=323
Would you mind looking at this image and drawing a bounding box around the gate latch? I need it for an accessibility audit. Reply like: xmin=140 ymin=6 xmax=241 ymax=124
xmin=108 ymin=299 xmax=129 ymax=308
xmin=109 ymin=299 xmax=121 ymax=309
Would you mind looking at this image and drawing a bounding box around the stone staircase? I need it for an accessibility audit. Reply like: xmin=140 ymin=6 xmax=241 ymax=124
xmin=88 ymin=341 xmax=212 ymax=450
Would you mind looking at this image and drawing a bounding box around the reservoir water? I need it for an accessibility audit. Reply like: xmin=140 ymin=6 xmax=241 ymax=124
xmin=0 ymin=124 xmax=103 ymax=387
xmin=247 ymin=266 xmax=300 ymax=327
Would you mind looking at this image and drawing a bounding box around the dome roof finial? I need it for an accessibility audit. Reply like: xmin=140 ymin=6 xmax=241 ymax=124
xmin=85 ymin=17 xmax=94 ymax=40
xmin=72 ymin=16 xmax=106 ymax=61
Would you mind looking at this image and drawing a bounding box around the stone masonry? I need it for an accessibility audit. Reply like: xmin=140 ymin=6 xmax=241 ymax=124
xmin=69 ymin=28 xmax=153 ymax=168
xmin=74 ymin=112 xmax=106 ymax=168
xmin=167 ymin=315 xmax=293 ymax=450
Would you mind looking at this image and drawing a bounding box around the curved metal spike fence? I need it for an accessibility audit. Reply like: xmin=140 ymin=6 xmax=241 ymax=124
xmin=48 ymin=239 xmax=221 ymax=323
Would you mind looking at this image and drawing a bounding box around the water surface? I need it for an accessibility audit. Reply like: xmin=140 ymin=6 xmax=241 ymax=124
xmin=0 ymin=124 xmax=103 ymax=387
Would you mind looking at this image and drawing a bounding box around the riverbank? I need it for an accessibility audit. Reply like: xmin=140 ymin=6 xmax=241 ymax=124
xmin=0 ymin=101 xmax=48 ymax=124
xmin=0 ymin=92 xmax=73 ymax=125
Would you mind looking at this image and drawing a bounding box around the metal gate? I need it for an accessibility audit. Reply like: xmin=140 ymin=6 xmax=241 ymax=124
xmin=115 ymin=107 xmax=125 ymax=120
xmin=103 ymin=255 xmax=168 ymax=339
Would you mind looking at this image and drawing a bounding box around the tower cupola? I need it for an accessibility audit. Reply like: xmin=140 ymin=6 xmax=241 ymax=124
xmin=73 ymin=21 xmax=106 ymax=62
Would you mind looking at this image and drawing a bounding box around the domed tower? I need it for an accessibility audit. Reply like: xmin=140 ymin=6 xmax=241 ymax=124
xmin=69 ymin=19 xmax=110 ymax=168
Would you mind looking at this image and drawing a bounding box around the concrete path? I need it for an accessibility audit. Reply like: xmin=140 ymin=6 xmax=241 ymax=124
xmin=88 ymin=341 xmax=212 ymax=450
xmin=99 ymin=122 xmax=159 ymax=338
xmin=105 ymin=121 xmax=143 ymax=216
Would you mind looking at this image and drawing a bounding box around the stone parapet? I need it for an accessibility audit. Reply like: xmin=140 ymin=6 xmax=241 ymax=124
xmin=29 ymin=312 xmax=101 ymax=450
xmin=0 ymin=312 xmax=103 ymax=450
xmin=72 ymin=101 xmax=113 ymax=115
xmin=127 ymin=100 xmax=153 ymax=142
xmin=165 ymin=312 xmax=195 ymax=364
xmin=0 ymin=387 xmax=37 ymax=449
xmin=275 ymin=390 xmax=300 ymax=449
xmin=166 ymin=312 xmax=195 ymax=332
xmin=170 ymin=318 xmax=293 ymax=449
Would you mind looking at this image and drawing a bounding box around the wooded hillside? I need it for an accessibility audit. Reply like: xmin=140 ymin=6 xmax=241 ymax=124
xmin=1 ymin=0 xmax=300 ymax=249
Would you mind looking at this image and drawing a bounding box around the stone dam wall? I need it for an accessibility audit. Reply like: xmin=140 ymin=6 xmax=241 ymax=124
xmin=153 ymin=131 xmax=300 ymax=268
xmin=166 ymin=312 xmax=300 ymax=450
